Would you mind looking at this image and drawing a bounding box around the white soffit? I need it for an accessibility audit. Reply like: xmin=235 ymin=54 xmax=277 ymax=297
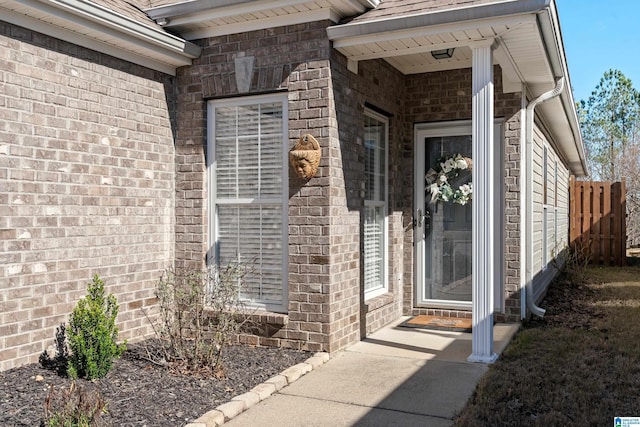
xmin=539 ymin=99 xmax=583 ymax=171
xmin=146 ymin=0 xmax=373 ymax=40
xmin=0 ymin=0 xmax=201 ymax=75
xmin=329 ymin=13 xmax=554 ymax=89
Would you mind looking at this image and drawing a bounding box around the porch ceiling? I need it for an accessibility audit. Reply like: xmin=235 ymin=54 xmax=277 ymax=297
xmin=330 ymin=15 xmax=553 ymax=91
xmin=327 ymin=2 xmax=555 ymax=92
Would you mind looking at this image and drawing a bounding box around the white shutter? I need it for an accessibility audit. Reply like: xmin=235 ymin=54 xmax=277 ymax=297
xmin=209 ymin=95 xmax=287 ymax=312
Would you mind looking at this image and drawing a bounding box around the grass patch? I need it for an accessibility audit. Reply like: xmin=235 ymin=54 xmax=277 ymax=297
xmin=455 ymin=266 xmax=640 ymax=426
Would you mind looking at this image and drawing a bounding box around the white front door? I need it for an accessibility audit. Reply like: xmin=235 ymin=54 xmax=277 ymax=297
xmin=414 ymin=121 xmax=503 ymax=310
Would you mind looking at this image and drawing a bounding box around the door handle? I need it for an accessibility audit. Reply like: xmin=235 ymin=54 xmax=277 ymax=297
xmin=415 ymin=208 xmax=430 ymax=228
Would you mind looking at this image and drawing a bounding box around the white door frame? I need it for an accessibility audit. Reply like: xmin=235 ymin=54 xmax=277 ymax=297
xmin=414 ymin=121 xmax=473 ymax=310
xmin=413 ymin=120 xmax=504 ymax=311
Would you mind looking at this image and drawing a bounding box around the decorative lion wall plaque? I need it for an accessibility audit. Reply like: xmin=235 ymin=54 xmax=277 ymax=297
xmin=289 ymin=134 xmax=321 ymax=179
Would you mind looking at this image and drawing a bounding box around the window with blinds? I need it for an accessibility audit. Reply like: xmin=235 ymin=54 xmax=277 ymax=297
xmin=364 ymin=110 xmax=388 ymax=299
xmin=207 ymin=94 xmax=288 ymax=312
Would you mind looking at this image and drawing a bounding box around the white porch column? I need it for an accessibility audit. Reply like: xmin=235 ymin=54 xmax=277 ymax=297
xmin=468 ymin=41 xmax=498 ymax=363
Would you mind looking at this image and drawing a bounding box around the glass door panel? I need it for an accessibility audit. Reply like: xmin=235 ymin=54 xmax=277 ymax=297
xmin=423 ymin=135 xmax=472 ymax=304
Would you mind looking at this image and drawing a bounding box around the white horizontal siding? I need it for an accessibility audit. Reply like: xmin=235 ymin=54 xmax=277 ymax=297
xmin=556 ymin=159 xmax=570 ymax=250
xmin=531 ymin=126 xmax=545 ymax=273
xmin=530 ymin=122 xmax=572 ymax=300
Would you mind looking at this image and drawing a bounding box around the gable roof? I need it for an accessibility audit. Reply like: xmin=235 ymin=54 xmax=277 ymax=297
xmin=343 ymin=0 xmax=501 ymax=23
xmin=144 ymin=0 xmax=379 ymax=40
xmin=92 ymin=0 xmax=163 ymax=29
xmin=327 ymin=0 xmax=587 ymax=176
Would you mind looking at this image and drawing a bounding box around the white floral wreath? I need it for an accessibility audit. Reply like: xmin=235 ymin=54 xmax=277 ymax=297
xmin=425 ymin=153 xmax=473 ymax=205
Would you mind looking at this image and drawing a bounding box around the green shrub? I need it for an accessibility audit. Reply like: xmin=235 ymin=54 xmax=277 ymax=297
xmin=67 ymin=274 xmax=126 ymax=380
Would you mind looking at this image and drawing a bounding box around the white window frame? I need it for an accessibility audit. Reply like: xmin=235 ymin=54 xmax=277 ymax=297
xmin=363 ymin=109 xmax=389 ymax=300
xmin=207 ymin=93 xmax=289 ymax=313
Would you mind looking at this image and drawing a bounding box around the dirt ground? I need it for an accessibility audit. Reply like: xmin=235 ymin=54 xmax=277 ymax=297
xmin=0 ymin=341 xmax=311 ymax=426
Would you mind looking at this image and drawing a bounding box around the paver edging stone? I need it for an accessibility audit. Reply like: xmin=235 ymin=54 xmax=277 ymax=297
xmin=185 ymin=352 xmax=330 ymax=427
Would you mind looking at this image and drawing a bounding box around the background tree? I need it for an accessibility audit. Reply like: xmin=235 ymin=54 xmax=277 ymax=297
xmin=577 ymin=69 xmax=640 ymax=246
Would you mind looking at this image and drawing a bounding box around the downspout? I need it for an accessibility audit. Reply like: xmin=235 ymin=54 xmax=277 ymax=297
xmin=524 ymin=76 xmax=565 ymax=317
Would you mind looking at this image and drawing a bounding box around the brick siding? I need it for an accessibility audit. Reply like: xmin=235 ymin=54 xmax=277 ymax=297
xmin=0 ymin=22 xmax=175 ymax=371
xmin=329 ymin=54 xmax=407 ymax=339
xmin=2 ymin=16 xmax=528 ymax=370
xmin=501 ymin=110 xmax=523 ymax=322
xmin=174 ymin=22 xmax=339 ymax=352
xmin=175 ymin=23 xmax=524 ymax=354
xmin=176 ymin=22 xmax=415 ymax=353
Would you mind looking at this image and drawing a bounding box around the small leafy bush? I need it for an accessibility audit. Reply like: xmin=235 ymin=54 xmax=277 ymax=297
xmin=67 ymin=274 xmax=126 ymax=380
xmin=44 ymin=381 xmax=107 ymax=427
xmin=147 ymin=264 xmax=251 ymax=375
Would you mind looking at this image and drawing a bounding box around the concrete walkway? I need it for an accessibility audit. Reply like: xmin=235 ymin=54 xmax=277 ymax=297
xmin=221 ymin=318 xmax=519 ymax=427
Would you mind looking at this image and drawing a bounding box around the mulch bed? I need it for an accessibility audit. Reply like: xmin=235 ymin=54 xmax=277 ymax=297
xmin=0 ymin=341 xmax=311 ymax=426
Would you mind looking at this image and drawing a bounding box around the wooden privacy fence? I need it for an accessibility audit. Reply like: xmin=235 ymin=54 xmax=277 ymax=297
xmin=570 ymin=177 xmax=626 ymax=266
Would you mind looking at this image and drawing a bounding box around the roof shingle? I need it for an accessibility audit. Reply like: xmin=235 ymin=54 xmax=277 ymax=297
xmin=346 ymin=0 xmax=504 ymax=23
xmin=91 ymin=0 xmax=164 ymax=29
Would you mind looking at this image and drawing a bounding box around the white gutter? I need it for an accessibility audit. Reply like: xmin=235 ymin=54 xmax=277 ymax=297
xmin=524 ymin=76 xmax=565 ymax=317
xmin=537 ymin=3 xmax=588 ymax=176
xmin=48 ymin=0 xmax=201 ymax=57
xmin=2 ymin=0 xmax=201 ymax=74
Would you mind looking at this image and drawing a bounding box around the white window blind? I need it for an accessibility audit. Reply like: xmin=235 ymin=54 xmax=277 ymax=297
xmin=208 ymin=95 xmax=288 ymax=312
xmin=364 ymin=111 xmax=388 ymax=299
xmin=364 ymin=206 xmax=384 ymax=291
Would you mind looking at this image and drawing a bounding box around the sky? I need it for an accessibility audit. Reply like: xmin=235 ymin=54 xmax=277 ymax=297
xmin=556 ymin=0 xmax=640 ymax=103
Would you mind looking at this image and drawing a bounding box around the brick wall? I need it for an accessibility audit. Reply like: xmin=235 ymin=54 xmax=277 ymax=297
xmin=175 ymin=22 xmax=338 ymax=352
xmin=501 ymin=110 xmax=523 ymax=322
xmin=0 ymin=16 xmax=529 ymax=370
xmin=0 ymin=22 xmax=176 ymax=371
xmin=174 ymin=51 xmax=206 ymax=272
xmin=177 ymin=22 xmax=409 ymax=353
xmin=330 ymin=54 xmax=407 ymax=339
xmin=180 ymin=26 xmax=524 ymax=354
